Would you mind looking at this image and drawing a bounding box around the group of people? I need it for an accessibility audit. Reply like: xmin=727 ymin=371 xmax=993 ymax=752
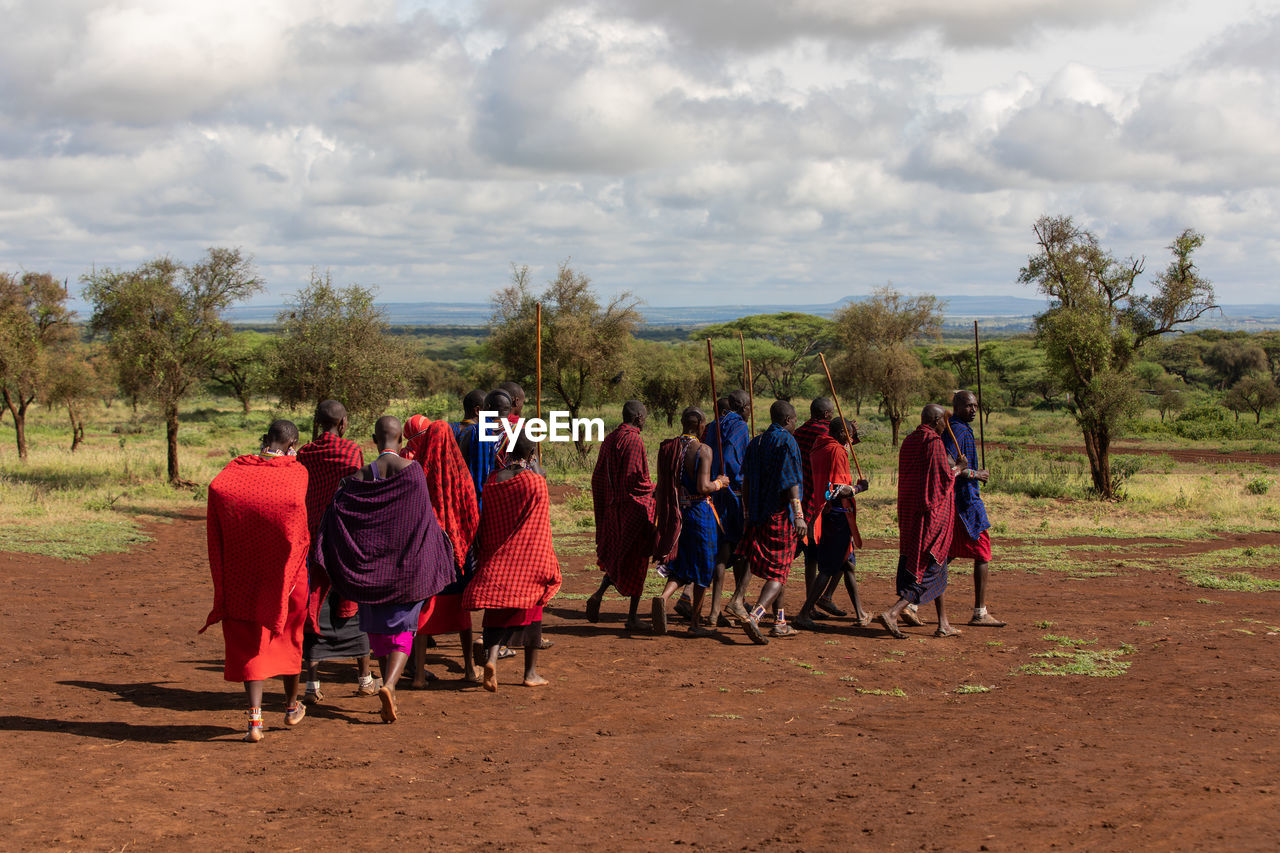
xmin=588 ymin=389 xmax=1003 ymax=644
xmin=202 ymin=379 xmax=1002 ymax=743
xmin=202 ymin=384 xmax=559 ymax=742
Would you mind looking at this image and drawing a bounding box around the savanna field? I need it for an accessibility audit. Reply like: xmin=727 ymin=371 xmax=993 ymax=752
xmin=1 ymin=385 xmax=1278 ymax=850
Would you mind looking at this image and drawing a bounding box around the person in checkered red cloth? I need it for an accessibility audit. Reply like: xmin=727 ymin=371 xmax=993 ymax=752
xmin=586 ymin=401 xmax=657 ymax=631
xmin=464 ymin=433 xmax=562 ymax=692
xmin=729 ymin=400 xmax=809 ymax=645
xmin=879 ymin=404 xmax=966 ymax=640
xmin=297 ymin=400 xmax=376 ymax=704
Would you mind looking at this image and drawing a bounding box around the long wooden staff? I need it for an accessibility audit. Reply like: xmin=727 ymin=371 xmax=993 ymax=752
xmin=745 ymin=359 xmax=756 ymax=436
xmin=706 ymin=338 xmax=725 ymax=479
xmin=536 ymin=302 xmax=543 ymax=465
xmin=973 ymin=320 xmax=985 ymax=469
xmin=817 ymin=353 xmax=864 ymax=481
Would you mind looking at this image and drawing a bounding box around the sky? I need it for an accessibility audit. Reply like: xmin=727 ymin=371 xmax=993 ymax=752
xmin=1 ymin=0 xmax=1277 ymax=310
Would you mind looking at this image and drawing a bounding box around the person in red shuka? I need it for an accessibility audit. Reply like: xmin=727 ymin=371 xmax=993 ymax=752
xmin=463 ymin=434 xmax=562 ymax=692
xmin=879 ymin=404 xmax=967 ymax=640
xmin=201 ymin=419 xmax=311 ymax=743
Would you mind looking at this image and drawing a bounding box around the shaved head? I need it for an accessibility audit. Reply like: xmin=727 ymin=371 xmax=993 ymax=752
xmin=263 ymin=419 xmax=299 ymax=449
xmin=728 ymin=389 xmax=750 ymax=414
xmin=809 ymin=397 xmax=835 ymax=420
xmin=374 ymin=415 xmax=403 ymax=449
xmin=622 ymin=399 xmax=647 ymax=427
xmin=921 ymin=403 xmax=947 ymax=428
xmin=681 ymin=406 xmax=705 ymax=433
xmin=462 ymin=389 xmax=487 ymax=419
xmin=314 ymin=399 xmax=347 ymax=431
xmin=828 ymin=416 xmax=853 ymax=445
xmin=769 ymin=399 xmax=795 ymax=426
xmin=484 ymin=389 xmax=513 ymax=418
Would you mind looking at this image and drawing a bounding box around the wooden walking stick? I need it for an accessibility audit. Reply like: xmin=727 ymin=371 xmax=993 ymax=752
xmin=706 ymin=338 xmax=725 ymax=479
xmin=817 ymin=353 xmax=864 ymax=481
xmin=973 ymin=320 xmax=986 ymax=469
xmin=738 ymin=330 xmax=755 ymax=435
xmin=535 ymin=302 xmax=543 ymax=466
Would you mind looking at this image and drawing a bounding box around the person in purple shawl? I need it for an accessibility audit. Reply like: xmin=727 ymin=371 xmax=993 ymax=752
xmin=313 ymin=416 xmax=455 ymax=724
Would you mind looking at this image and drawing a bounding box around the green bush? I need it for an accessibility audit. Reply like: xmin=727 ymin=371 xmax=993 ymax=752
xmin=1246 ymin=478 xmax=1270 ymax=495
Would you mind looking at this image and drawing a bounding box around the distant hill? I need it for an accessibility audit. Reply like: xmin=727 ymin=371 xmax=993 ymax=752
xmin=228 ymin=296 xmax=1280 ymax=331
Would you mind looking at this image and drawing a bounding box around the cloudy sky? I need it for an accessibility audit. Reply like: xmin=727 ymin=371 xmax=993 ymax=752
xmin=1 ymin=0 xmax=1277 ymax=309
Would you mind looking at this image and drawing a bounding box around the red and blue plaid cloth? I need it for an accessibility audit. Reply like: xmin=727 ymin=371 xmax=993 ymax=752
xmin=897 ymin=425 xmax=956 ymax=581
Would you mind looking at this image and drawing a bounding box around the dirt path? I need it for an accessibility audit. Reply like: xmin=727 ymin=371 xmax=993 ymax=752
xmin=1 ymin=514 xmax=1277 ymax=850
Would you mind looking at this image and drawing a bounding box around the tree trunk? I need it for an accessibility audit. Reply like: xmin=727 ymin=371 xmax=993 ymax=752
xmin=1081 ymin=423 xmax=1112 ymax=498
xmin=667 ymin=411 xmax=674 ymax=427
xmin=3 ymin=389 xmax=30 ymax=461
xmin=68 ymin=403 xmax=84 ymax=452
xmin=240 ymin=393 xmax=251 ymax=415
xmin=889 ymin=415 xmax=901 ymax=446
xmin=165 ymin=402 xmax=181 ymax=484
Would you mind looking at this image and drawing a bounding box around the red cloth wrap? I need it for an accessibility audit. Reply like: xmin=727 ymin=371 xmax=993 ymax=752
xmin=591 ymin=423 xmax=657 ymax=597
xmin=401 ymin=414 xmax=432 ymax=461
xmin=897 ymin=425 xmax=957 ymax=582
xmin=737 ymin=509 xmax=798 ymax=583
xmin=806 ymin=433 xmax=862 ymax=552
xmin=410 ymin=419 xmax=479 ymax=571
xmin=463 ymin=470 xmax=562 ymax=610
xmin=202 ymin=455 xmax=310 ymax=636
xmin=651 ymin=436 xmax=683 ymax=563
xmin=948 ymin=518 xmax=993 ymax=562
xmin=297 ymin=432 xmax=365 ymax=623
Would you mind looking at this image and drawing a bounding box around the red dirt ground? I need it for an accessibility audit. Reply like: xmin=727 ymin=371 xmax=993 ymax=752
xmin=1 ymin=510 xmax=1278 ymax=851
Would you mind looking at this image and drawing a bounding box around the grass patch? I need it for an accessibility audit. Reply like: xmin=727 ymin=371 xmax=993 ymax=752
xmin=708 ymin=713 xmax=742 ymax=720
xmin=954 ymin=684 xmax=991 ymax=694
xmin=1135 ymin=620 xmax=1153 ymax=626
xmin=1019 ymin=642 xmax=1136 ymax=678
xmin=0 ymin=519 xmax=151 ymax=560
xmin=856 ymin=687 xmax=907 ymax=697
xmin=1196 ymin=598 xmax=1220 ymax=605
xmin=1034 ymin=620 xmax=1055 ymax=629
xmin=1183 ymin=569 xmax=1280 ymax=593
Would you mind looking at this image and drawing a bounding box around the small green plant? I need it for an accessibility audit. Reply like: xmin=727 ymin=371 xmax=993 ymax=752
xmin=856 ymin=687 xmax=907 ymax=697
xmin=955 ymin=684 xmax=991 ymax=694
xmin=1020 ymin=643 xmax=1136 ymax=678
xmin=708 ymin=713 xmax=742 ymax=719
xmin=1034 ymin=620 xmax=1055 ymax=629
xmin=1185 ymin=570 xmax=1280 ymax=593
xmin=1196 ymin=598 xmax=1220 ymax=605
xmin=1135 ymin=620 xmax=1152 ymax=626
xmin=1245 ymin=478 xmax=1270 ymax=495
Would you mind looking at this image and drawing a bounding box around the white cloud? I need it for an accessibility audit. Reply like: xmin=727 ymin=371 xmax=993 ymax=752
xmin=0 ymin=0 xmax=1277 ymax=309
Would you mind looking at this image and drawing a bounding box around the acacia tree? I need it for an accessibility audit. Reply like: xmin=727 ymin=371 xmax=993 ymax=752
xmin=632 ymin=340 xmax=708 ymax=426
xmin=700 ymin=313 xmax=834 ymax=400
xmin=489 ymin=261 xmax=641 ymax=453
xmin=272 ymin=270 xmax=410 ymax=421
xmin=832 ymin=285 xmax=942 ymax=444
xmin=0 ymin=272 xmax=76 ymax=459
xmin=1020 ymin=217 xmax=1215 ymax=497
xmin=210 ymin=330 xmax=272 ymax=414
xmin=41 ymin=343 xmax=106 ymax=451
xmin=1223 ymin=375 xmax=1279 ymax=424
xmin=85 ymin=248 xmax=262 ymax=484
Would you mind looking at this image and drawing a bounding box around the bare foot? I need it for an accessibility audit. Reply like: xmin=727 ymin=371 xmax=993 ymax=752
xmin=243 ymin=726 xmax=263 ymax=744
xmin=523 ymin=673 xmax=549 ymax=687
xmin=878 ymin=611 xmax=907 ymax=639
xmin=464 ymin=665 xmax=482 ymax=684
xmin=483 ymin=662 xmax=497 ymax=693
xmin=934 ymin=625 xmax=963 ymax=638
xmin=855 ymin=612 xmax=874 ymax=628
xmin=377 ymin=686 xmax=398 ymax=723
